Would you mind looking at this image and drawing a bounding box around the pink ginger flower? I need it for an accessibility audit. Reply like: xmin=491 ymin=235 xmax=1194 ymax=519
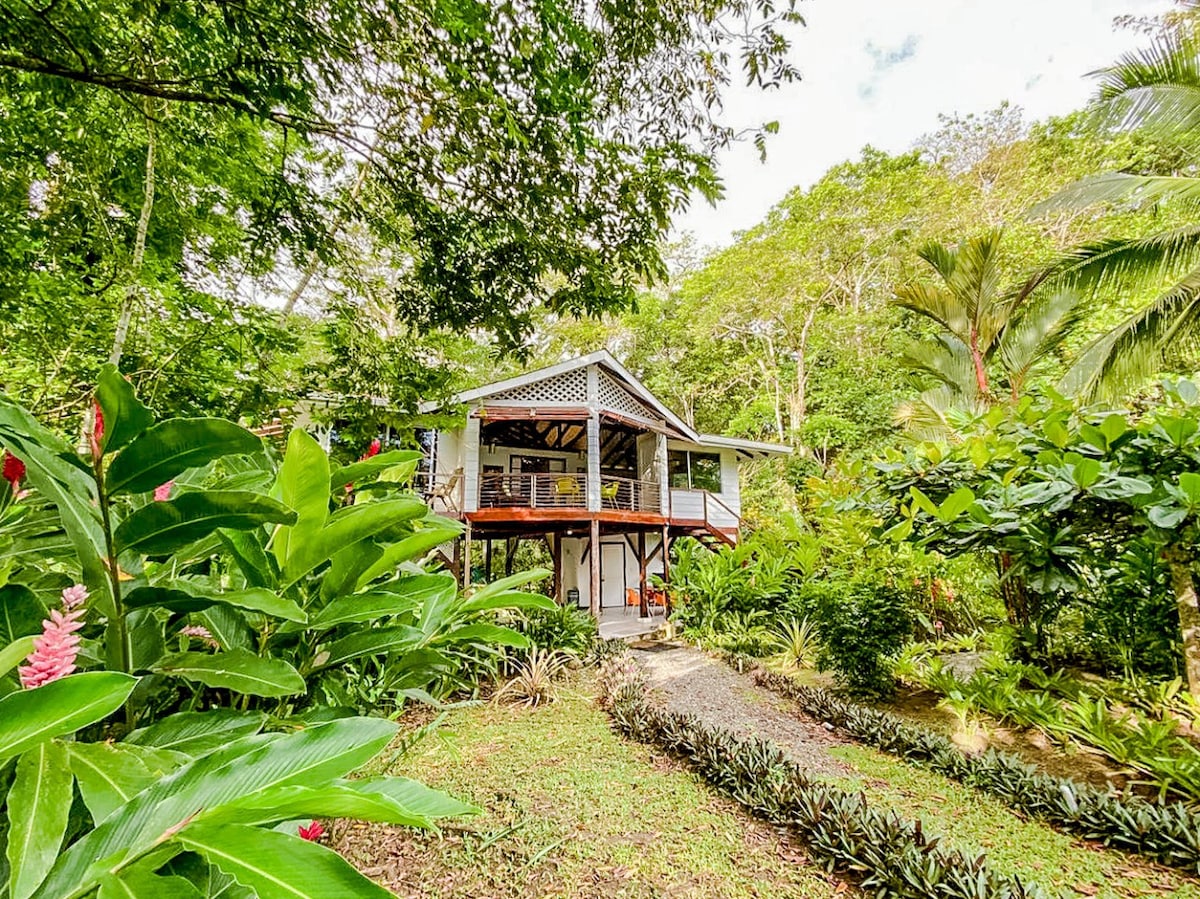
xmin=89 ymin=401 xmax=105 ymax=460
xmin=3 ymin=451 xmax=24 ymax=490
xmin=362 ymin=438 xmax=381 ymax=460
xmin=298 ymin=820 xmax=325 ymax=841
xmin=154 ymin=480 xmax=175 ymax=501
xmin=178 ymin=624 xmax=219 ymax=649
xmin=19 ymin=585 xmax=89 ymax=689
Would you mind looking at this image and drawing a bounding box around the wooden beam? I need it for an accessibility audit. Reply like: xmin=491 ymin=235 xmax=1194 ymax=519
xmin=463 ymin=519 xmax=473 ymax=591
xmin=505 ymin=537 xmax=516 ymax=577
xmin=661 ymin=524 xmax=671 ymax=618
xmin=589 ymin=517 xmax=601 ymax=618
xmin=484 ymin=538 xmax=493 ymax=581
xmin=550 ymin=533 xmax=563 ymax=603
xmin=638 ymin=531 xmax=649 ymax=618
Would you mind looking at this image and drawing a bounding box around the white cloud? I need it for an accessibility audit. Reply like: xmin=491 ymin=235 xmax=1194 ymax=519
xmin=675 ymin=0 xmax=1175 ymax=248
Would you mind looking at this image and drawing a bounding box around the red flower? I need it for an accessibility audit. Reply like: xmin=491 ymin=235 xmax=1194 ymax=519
xmin=298 ymin=820 xmax=325 ymax=841
xmin=89 ymin=401 xmax=105 ymax=460
xmin=2 ymin=451 xmax=25 ymax=490
xmin=154 ymin=481 xmax=174 ymax=502
xmin=362 ymin=438 xmax=381 ymax=460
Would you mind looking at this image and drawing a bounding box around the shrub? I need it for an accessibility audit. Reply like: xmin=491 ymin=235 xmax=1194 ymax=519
xmin=771 ymin=617 xmax=819 ymax=669
xmin=810 ymin=576 xmax=914 ymax=699
xmin=495 ymin=648 xmax=570 ymax=706
xmin=751 ymin=667 xmax=1200 ymax=873
xmin=518 ymin=602 xmax=598 ymax=657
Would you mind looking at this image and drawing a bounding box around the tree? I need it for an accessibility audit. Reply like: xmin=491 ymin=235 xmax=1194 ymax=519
xmin=892 ymin=231 xmax=1079 ymax=434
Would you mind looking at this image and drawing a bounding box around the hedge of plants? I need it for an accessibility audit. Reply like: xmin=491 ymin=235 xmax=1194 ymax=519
xmin=601 ymin=661 xmax=1047 ymax=899
xmin=749 ymin=666 xmax=1200 ymax=873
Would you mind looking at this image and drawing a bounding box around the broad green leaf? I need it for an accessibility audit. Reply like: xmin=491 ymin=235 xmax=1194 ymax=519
xmin=881 ymin=517 xmax=914 ymax=542
xmin=355 ymin=527 xmax=462 ymax=589
xmin=309 ymin=592 xmax=422 ymax=630
xmin=314 ymin=627 xmax=423 ymax=670
xmin=1179 ymin=472 xmax=1200 ymax=507
xmin=0 ymin=584 xmax=46 ymax=645
xmin=937 ymin=487 xmax=975 ymax=522
xmin=434 ymin=623 xmax=529 ymax=649
xmin=1078 ymin=423 xmax=1109 ymax=452
xmin=154 ymin=650 xmax=305 ymax=698
xmin=124 ymin=584 xmax=306 ymax=623
xmin=908 ymin=487 xmax=939 ymax=518
xmin=457 ymin=590 xmax=556 ymax=615
xmin=355 ymin=777 xmax=479 ymax=819
xmin=1156 ymin=415 xmax=1200 ymax=449
xmin=271 ymin=430 xmax=330 ymax=569
xmin=195 ymin=782 xmax=435 ymax=829
xmin=97 ymin=868 xmax=201 ymax=899
xmin=464 ymin=568 xmax=550 ymax=603
xmin=7 ymin=741 xmax=72 ymax=899
xmin=177 ymin=824 xmax=394 ymax=899
xmin=217 ymin=529 xmax=274 ymax=589
xmin=115 ymin=492 xmax=297 ymax=556
xmin=1149 ymin=503 xmax=1189 ymax=529
xmin=106 ymin=419 xmax=264 ymax=496
xmin=0 ymin=672 xmax=137 ymax=764
xmin=1043 ymin=419 xmax=1070 ymax=448
xmin=329 ymin=450 xmax=423 ymax=491
xmin=1098 ymin=413 xmax=1128 ymax=445
xmin=69 ymin=742 xmax=155 ymax=824
xmin=281 ymin=498 xmax=427 ymax=587
xmin=1072 ymin=458 xmax=1102 ymax=489
xmin=95 ymin=365 xmax=154 ymax=454
xmin=34 ymin=718 xmax=398 ymax=899
xmin=0 ymin=635 xmax=35 ymax=677
xmin=125 ymin=709 xmax=267 ymax=756
xmin=197 ymin=605 xmax=254 ymax=651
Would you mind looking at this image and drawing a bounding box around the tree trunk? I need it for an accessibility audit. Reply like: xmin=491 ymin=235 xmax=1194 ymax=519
xmin=109 ymin=108 xmax=157 ymax=367
xmin=1166 ymin=545 xmax=1200 ymax=698
xmin=788 ymin=306 xmax=818 ymax=433
xmin=968 ymin=327 xmax=989 ymax=400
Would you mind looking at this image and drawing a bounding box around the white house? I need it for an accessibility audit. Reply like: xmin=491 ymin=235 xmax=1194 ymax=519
xmin=418 ymin=350 xmax=789 ymax=625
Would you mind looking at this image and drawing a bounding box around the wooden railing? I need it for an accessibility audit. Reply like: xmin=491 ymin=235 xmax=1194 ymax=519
xmin=477 ymin=473 xmax=663 ymax=513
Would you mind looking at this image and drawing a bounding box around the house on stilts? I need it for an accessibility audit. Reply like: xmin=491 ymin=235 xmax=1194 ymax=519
xmin=416 ymin=350 xmax=790 ymax=638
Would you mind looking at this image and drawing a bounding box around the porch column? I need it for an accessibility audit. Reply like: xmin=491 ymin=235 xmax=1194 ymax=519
xmin=586 ymin=412 xmax=601 ymax=512
xmin=462 ymin=415 xmax=481 ymax=513
xmin=550 ymin=533 xmax=564 ymax=603
xmin=656 ymin=432 xmax=669 ymax=515
xmin=637 ymin=531 xmax=649 ymax=618
xmin=589 ymin=518 xmax=601 ymax=618
xmin=462 ymin=519 xmax=473 ymax=591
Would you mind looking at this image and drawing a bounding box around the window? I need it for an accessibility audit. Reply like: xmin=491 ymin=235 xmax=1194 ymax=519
xmin=667 ymin=450 xmax=723 ymax=492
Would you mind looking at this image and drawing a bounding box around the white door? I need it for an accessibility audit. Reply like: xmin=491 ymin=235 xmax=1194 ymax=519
xmin=600 ymin=543 xmax=626 ymax=609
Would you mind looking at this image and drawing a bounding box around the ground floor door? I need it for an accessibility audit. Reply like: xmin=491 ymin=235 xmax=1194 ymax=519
xmin=600 ymin=542 xmax=626 ymax=609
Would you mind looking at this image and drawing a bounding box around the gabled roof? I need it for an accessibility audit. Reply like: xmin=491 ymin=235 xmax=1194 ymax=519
xmin=424 ymin=349 xmax=790 ymax=457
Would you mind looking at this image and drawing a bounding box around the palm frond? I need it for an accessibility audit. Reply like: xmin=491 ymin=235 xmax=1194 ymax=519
xmin=1091 ymin=37 xmax=1200 ymax=137
xmin=1060 ymin=268 xmax=1200 ymax=400
xmin=1033 ymin=173 xmax=1200 ymax=216
xmin=1038 ymin=225 xmax=1200 ymax=295
xmin=997 ymin=288 xmax=1083 ymax=385
xmin=900 ymin=335 xmax=977 ymax=397
xmin=916 ymin=241 xmax=958 ymax=282
xmin=893 ymin=283 xmax=971 ymax=340
xmin=894 ymin=386 xmax=983 ymax=441
xmin=950 ymin=231 xmax=1008 ymax=346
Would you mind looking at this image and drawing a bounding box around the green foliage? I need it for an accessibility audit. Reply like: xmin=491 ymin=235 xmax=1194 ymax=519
xmin=751 ymin=667 xmax=1200 ymax=873
xmin=808 ymin=577 xmax=915 ymax=699
xmin=515 ymin=603 xmax=597 ymax=659
xmin=603 ymin=663 xmax=1047 ymax=898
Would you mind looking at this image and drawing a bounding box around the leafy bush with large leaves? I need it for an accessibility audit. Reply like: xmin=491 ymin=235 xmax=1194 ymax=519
xmin=0 ymin=370 xmax=556 ymax=897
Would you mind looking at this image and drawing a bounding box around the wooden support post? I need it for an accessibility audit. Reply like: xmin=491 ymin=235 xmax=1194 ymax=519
xmin=638 ymin=530 xmax=649 ymax=618
xmin=661 ymin=524 xmax=672 ymax=617
xmin=451 ymin=536 xmax=462 ymax=586
xmin=462 ymin=520 xmax=473 ymax=591
xmin=551 ymin=533 xmax=564 ymax=603
xmin=589 ymin=517 xmax=601 ymax=619
xmin=484 ymin=538 xmax=493 ymax=581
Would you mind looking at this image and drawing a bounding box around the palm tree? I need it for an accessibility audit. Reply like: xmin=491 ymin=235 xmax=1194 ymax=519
xmin=892 ymin=230 xmax=1080 ymax=435
xmin=1036 ymin=24 xmax=1200 ymax=398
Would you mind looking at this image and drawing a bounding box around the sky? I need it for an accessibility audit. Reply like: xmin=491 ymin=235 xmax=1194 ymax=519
xmin=676 ymin=0 xmax=1176 ymax=248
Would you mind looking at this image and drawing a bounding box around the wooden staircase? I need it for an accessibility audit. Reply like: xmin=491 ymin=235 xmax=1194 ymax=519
xmin=674 ymin=491 xmax=740 ymax=550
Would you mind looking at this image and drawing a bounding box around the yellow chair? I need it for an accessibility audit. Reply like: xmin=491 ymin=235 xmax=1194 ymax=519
xmin=600 ymin=481 xmax=619 ymax=508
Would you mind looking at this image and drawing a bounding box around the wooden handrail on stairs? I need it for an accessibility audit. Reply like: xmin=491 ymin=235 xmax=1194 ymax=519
xmin=700 ymin=490 xmax=740 ymax=547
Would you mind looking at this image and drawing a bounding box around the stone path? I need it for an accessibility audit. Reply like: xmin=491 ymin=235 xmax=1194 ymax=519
xmin=630 ymin=643 xmax=854 ymax=779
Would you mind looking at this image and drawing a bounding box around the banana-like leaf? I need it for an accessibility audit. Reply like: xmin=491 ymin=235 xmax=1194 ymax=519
xmin=0 ymin=672 xmax=137 ymax=765
xmin=33 ymin=718 xmax=398 ymax=899
xmin=194 ymin=782 xmax=435 ymax=829
xmin=153 ymin=650 xmax=305 ymax=698
xmin=124 ymin=584 xmax=306 ymax=623
xmin=281 ymin=499 xmax=427 ymax=588
xmin=329 ymin=450 xmax=423 ymax=491
xmin=106 ymin=419 xmax=265 ymax=496
xmin=95 ymin=365 xmax=155 ymax=454
xmin=97 ymin=868 xmax=202 ymax=899
xmin=7 ymin=741 xmax=72 ymax=899
xmin=124 ymin=709 xmax=267 ymax=756
xmin=354 ymin=777 xmax=479 ymax=818
xmin=0 ymin=635 xmax=35 ymax=677
xmin=115 ymin=492 xmax=297 ymax=556
xmin=464 ymin=569 xmax=551 ymax=603
xmin=0 ymin=585 xmax=46 ymax=646
xmin=271 ymin=430 xmax=330 ymax=570
xmin=313 ymin=627 xmax=424 ymax=670
xmin=177 ymin=824 xmax=394 ymax=899
xmin=308 ymin=592 xmax=423 ymax=630
xmin=433 ymin=624 xmax=529 ymax=650
xmin=457 ymin=591 xmax=556 ymax=615
xmin=217 ymin=529 xmax=274 ymax=589
xmin=354 ymin=527 xmax=462 ymax=590
xmin=69 ymin=742 xmax=157 ymax=824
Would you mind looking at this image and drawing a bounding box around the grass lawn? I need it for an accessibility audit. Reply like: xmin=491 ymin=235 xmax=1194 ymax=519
xmin=337 ymin=674 xmax=847 ymax=898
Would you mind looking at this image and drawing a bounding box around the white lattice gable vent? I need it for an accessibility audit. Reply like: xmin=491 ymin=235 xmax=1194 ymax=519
xmin=487 ymin=367 xmax=588 ymax=405
xmin=598 ymin=370 xmax=659 ymax=420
